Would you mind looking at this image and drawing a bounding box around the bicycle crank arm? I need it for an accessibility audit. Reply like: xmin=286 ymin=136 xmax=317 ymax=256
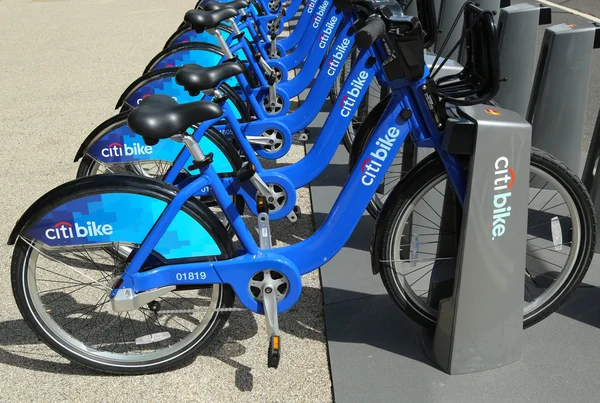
xmin=249 ymin=173 xmax=279 ymax=202
xmin=246 ymin=135 xmax=275 ymax=145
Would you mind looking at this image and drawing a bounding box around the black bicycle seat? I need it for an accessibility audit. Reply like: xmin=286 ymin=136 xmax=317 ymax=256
xmin=176 ymin=63 xmax=245 ymax=95
xmin=184 ymin=8 xmax=238 ymax=32
xmin=203 ymin=0 xmax=249 ymax=11
xmin=127 ymin=95 xmax=223 ymax=140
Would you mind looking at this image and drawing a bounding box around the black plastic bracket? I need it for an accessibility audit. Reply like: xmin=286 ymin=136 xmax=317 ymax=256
xmin=187 ymin=152 xmax=214 ymax=171
xmin=593 ymin=23 xmax=600 ymax=49
xmin=213 ymin=91 xmax=230 ymax=104
xmin=143 ymin=137 xmax=159 ymax=146
xmin=441 ymin=117 xmax=477 ymax=155
xmin=266 ymin=73 xmax=277 ymax=86
xmin=500 ymin=0 xmax=511 ymax=8
xmin=539 ymin=5 xmax=552 ymax=26
xmin=236 ymin=162 xmax=256 ymax=182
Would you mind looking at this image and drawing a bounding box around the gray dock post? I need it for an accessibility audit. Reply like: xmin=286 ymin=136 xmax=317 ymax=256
xmin=526 ymin=24 xmax=596 ymax=176
xmin=494 ymin=3 xmax=551 ymax=118
xmin=424 ymin=105 xmax=531 ymax=374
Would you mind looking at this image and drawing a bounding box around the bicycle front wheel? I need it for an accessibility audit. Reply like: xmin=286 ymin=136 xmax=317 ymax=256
xmin=372 ymin=150 xmax=596 ymax=329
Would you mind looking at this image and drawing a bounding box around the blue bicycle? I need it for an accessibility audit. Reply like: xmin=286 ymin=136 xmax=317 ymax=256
xmin=8 ymin=1 xmax=595 ymax=374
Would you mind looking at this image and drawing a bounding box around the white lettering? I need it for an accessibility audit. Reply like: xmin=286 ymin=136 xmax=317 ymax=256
xmin=492 ymin=156 xmax=514 ymax=240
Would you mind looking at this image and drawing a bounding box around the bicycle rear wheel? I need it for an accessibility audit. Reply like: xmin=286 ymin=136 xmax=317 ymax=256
xmin=372 ymin=150 xmax=596 ymax=329
xmin=11 ymin=178 xmax=236 ymax=374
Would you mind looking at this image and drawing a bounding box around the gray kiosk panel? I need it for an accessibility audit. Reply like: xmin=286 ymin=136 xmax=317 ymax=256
xmin=431 ymin=105 xmax=532 ymax=374
xmin=527 ymin=24 xmax=596 ymax=176
xmin=494 ymin=3 xmax=541 ymax=118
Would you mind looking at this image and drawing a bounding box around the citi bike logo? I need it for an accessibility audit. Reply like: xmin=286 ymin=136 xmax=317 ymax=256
xmin=326 ymin=37 xmax=351 ymax=76
xmin=492 ymin=156 xmax=515 ymax=240
xmin=360 ymin=126 xmax=401 ymax=186
xmin=101 ymin=142 xmax=153 ymax=158
xmin=306 ymin=0 xmax=317 ymax=14
xmin=45 ymin=221 xmax=114 ymax=240
xmin=318 ymin=15 xmax=337 ymax=49
xmin=339 ymin=71 xmax=369 ymax=117
xmin=312 ymin=0 xmax=329 ymax=28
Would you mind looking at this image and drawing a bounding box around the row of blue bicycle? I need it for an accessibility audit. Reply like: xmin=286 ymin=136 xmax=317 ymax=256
xmin=8 ymin=0 xmax=596 ymax=374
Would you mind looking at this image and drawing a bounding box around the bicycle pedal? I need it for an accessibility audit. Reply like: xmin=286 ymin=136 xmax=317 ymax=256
xmin=267 ymin=335 xmax=281 ymax=369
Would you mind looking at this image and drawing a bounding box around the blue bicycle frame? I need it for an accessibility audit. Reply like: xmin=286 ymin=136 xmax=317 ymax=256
xmin=164 ymin=0 xmax=334 ymax=73
xmin=111 ymin=42 xmax=468 ymax=315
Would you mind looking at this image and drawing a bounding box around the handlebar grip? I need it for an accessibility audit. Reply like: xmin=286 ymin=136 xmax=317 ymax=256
xmin=356 ymin=16 xmax=386 ymax=49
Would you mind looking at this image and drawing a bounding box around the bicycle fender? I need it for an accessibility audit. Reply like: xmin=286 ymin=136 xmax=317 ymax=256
xmin=115 ymin=68 xmax=246 ymax=121
xmin=164 ymin=23 xmax=234 ymax=49
xmin=75 ymin=115 xmax=235 ymax=175
xmin=166 ymin=25 xmax=255 ymax=49
xmin=145 ymin=42 xmax=247 ymax=77
xmin=8 ymin=175 xmax=234 ymax=263
xmin=144 ymin=42 xmax=226 ymax=74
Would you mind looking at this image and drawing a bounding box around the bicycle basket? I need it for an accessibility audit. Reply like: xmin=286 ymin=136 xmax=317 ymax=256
xmin=429 ymin=2 xmax=501 ymax=106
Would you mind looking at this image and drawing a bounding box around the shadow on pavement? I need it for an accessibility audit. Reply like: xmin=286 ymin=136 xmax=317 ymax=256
xmin=321 ymin=287 xmax=434 ymax=367
xmin=556 ymin=283 xmax=600 ymax=329
xmin=0 ymin=286 xmax=327 ymax=387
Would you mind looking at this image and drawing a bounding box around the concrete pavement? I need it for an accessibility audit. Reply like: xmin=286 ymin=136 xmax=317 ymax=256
xmin=0 ymin=1 xmax=331 ymax=401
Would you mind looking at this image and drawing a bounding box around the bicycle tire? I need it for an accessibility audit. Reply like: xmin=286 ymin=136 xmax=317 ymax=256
xmin=371 ymin=150 xmax=596 ymax=329
xmin=11 ymin=175 xmax=236 ymax=374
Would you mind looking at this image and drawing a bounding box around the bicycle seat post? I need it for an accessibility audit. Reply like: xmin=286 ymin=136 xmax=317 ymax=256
xmin=228 ymin=18 xmax=243 ymax=36
xmin=179 ymin=133 xmax=213 ymax=169
xmin=208 ymin=28 xmax=235 ymax=59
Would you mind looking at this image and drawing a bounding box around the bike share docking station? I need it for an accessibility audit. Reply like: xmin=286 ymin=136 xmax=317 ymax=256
xmin=416 ymin=1 xmax=600 ymax=374
xmin=418 ymin=104 xmax=532 ymax=374
xmin=416 ymin=1 xmax=541 ymax=374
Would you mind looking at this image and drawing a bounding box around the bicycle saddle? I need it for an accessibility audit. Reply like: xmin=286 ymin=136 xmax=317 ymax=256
xmin=185 ymin=8 xmax=238 ymax=33
xmin=127 ymin=94 xmax=223 ymax=140
xmin=203 ymin=0 xmax=249 ymax=11
xmin=176 ymin=63 xmax=245 ymax=95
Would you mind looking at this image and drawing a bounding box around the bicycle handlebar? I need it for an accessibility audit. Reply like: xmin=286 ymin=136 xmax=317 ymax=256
xmin=356 ymin=15 xmax=386 ymax=48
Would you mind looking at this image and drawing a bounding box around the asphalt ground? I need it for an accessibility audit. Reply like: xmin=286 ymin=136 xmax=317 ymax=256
xmin=0 ymin=0 xmax=330 ymax=401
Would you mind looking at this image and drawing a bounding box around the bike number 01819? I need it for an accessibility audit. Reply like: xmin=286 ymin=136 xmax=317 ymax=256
xmin=175 ymin=272 xmax=207 ymax=281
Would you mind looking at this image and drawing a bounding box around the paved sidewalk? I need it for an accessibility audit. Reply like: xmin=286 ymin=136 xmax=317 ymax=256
xmin=0 ymin=1 xmax=331 ymax=401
